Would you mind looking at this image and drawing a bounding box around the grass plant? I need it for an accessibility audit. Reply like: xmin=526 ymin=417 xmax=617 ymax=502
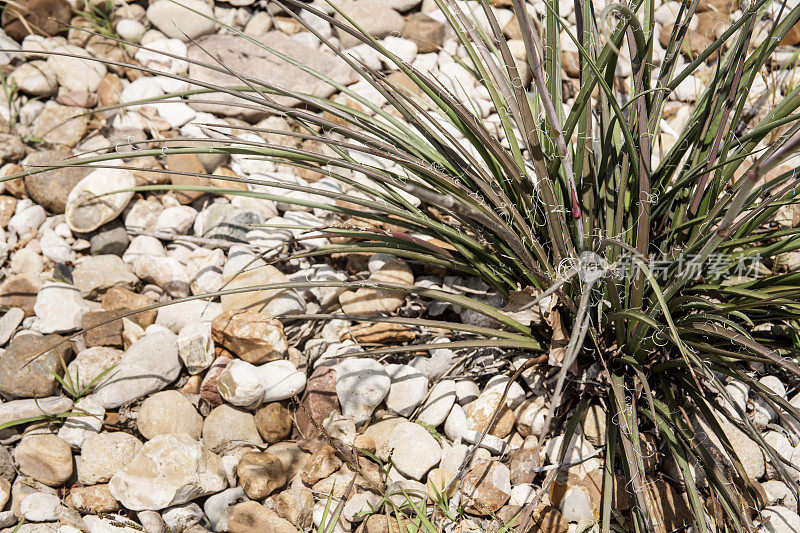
xmin=7 ymin=0 xmax=800 ymax=529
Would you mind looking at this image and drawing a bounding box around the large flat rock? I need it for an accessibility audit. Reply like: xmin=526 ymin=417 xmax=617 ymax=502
xmin=187 ymin=32 xmax=358 ymax=120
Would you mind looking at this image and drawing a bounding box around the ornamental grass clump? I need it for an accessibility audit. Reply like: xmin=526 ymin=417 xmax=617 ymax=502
xmin=9 ymin=0 xmax=800 ymax=529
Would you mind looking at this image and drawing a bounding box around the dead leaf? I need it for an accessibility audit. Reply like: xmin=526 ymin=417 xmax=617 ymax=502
xmin=501 ymin=286 xmax=550 ymax=326
xmin=548 ymin=309 xmax=570 ymax=366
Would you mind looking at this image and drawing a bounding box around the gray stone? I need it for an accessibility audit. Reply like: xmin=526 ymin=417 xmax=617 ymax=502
xmin=335 ymin=0 xmax=405 ymax=47
xmin=385 ymin=364 xmax=428 ymax=417
xmin=0 ymin=396 xmax=73 ymax=427
xmin=156 ymin=300 xmax=222 ymax=334
xmin=204 ymin=487 xmax=245 ymax=532
xmin=187 ymin=32 xmax=357 ymax=119
xmin=202 ymin=404 xmax=263 ymax=451
xmin=146 ymin=0 xmax=216 ymax=41
xmin=57 ymin=397 xmax=104 ymax=448
xmin=109 ymin=433 xmax=228 ymax=511
xmin=0 ymin=307 xmax=23 ymax=345
xmin=33 ymin=282 xmax=89 ymax=333
xmin=388 ymin=421 xmax=441 ymax=480
xmin=177 ymin=322 xmax=215 ymax=375
xmin=88 ymin=220 xmax=130 ymax=257
xmin=416 ymin=379 xmax=456 ymax=427
xmin=202 ymin=204 xmax=264 ymax=243
xmin=91 ymin=328 xmax=181 ymax=409
xmin=72 ymin=255 xmax=138 ymax=299
xmin=336 ymin=358 xmax=390 ymax=426
xmin=65 ymin=168 xmax=136 ymax=234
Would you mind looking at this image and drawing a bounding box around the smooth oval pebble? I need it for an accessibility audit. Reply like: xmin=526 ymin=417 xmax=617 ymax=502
xmin=66 ymin=168 xmax=136 ymax=233
xmin=261 ymin=360 xmax=307 ymax=402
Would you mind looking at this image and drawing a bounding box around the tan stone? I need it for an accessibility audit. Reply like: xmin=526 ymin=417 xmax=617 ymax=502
xmin=0 ymin=195 xmax=16 ymax=227
xmin=698 ymin=0 xmax=734 ymax=13
xmin=462 ymin=461 xmax=511 ymax=516
xmin=138 ymin=390 xmax=203 ymax=440
xmin=644 ymin=478 xmax=692 ymax=533
xmin=211 ymin=309 xmax=288 ymax=364
xmin=82 ymin=309 xmax=124 ymax=348
xmin=1 ymin=0 xmax=72 ymax=41
xmin=97 ymin=73 xmax=124 ymax=107
xmin=0 ymin=333 xmax=72 ymax=399
xmin=166 ymin=153 xmax=210 ymax=204
xmin=402 ymin=13 xmax=444 ymax=53
xmin=334 ymin=1 xmax=405 ymax=48
xmin=696 ymin=11 xmax=729 ymax=41
xmin=301 ymin=446 xmax=342 ymax=486
xmin=515 ymin=396 xmax=547 ymax=438
xmin=220 ymin=263 xmax=289 ymax=313
xmin=237 ymin=451 xmax=286 ymax=500
xmin=535 ymin=506 xmax=570 ymax=532
xmin=101 ymin=287 xmax=157 ymax=328
xmin=15 ymin=434 xmax=73 ymax=486
xmin=782 ymin=20 xmax=800 ymax=46
xmin=274 ymin=485 xmax=314 ymax=529
xmin=226 ymin=501 xmax=296 ymax=533
xmin=339 ymin=259 xmax=413 ymax=315
xmin=210 ymin=166 xmax=248 ymax=199
xmin=128 ymin=156 xmax=171 ymax=186
xmin=464 ymin=390 xmax=515 ymax=439
xmin=362 ymin=514 xmax=407 ymax=533
xmin=580 ymin=404 xmax=606 ymax=447
xmin=1 ymin=164 xmax=26 ymax=198
xmin=312 ymin=471 xmax=355 ymax=500
xmin=295 ymin=363 xmax=338 ymax=439
xmin=0 ymin=273 xmax=43 ymax=316
xmin=549 ymin=470 xmax=629 ymax=523
xmin=426 ymin=467 xmax=455 ymax=499
xmin=384 ymin=71 xmax=425 ymax=98
xmin=33 ymin=102 xmax=87 ymax=148
xmin=339 ymin=322 xmax=416 ymax=344
xmin=254 ymin=403 xmax=292 ymax=444
xmin=659 ymin=24 xmax=717 ymax=60
xmin=509 ymin=445 xmax=538 ymax=485
xmin=66 ymin=484 xmax=120 ymax=514
xmin=266 ymin=442 xmax=310 ymax=481
xmin=354 ymin=434 xmax=375 ymax=453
